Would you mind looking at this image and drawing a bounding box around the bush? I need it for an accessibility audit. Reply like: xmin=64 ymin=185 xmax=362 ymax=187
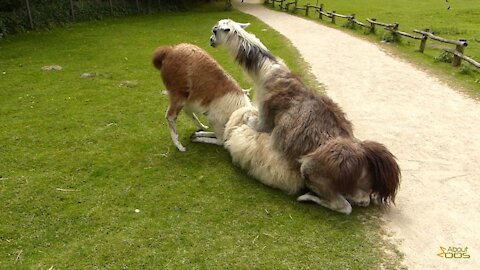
xmin=382 ymin=31 xmax=401 ymax=43
xmin=342 ymin=20 xmax=356 ymax=30
xmin=0 ymin=0 xmax=202 ymax=36
xmin=434 ymin=51 xmax=453 ymax=63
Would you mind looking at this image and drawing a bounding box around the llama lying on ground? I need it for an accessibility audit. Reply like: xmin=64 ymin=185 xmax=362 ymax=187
xmin=210 ymin=19 xmax=401 ymax=214
xmin=224 ymin=106 xmax=304 ymax=194
xmin=224 ymin=106 xmax=377 ymax=208
xmin=152 ymin=43 xmax=250 ymax=151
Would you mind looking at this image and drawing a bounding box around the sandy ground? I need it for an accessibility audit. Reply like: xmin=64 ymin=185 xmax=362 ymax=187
xmin=234 ymin=1 xmax=480 ymax=269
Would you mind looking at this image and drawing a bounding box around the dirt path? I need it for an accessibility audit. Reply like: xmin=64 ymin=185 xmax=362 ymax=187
xmin=235 ymin=1 xmax=480 ymax=269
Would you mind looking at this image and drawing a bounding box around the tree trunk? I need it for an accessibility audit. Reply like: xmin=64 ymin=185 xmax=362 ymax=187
xmin=25 ymin=0 xmax=34 ymax=29
xmin=69 ymin=0 xmax=75 ymax=22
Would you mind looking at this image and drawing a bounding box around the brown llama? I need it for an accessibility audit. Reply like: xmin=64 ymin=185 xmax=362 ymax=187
xmin=152 ymin=43 xmax=251 ymax=151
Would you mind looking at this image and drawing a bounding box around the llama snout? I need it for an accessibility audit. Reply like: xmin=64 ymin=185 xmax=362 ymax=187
xmin=210 ymin=35 xmax=217 ymax=47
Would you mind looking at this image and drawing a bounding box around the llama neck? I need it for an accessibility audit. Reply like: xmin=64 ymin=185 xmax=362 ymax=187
xmin=226 ymin=34 xmax=279 ymax=84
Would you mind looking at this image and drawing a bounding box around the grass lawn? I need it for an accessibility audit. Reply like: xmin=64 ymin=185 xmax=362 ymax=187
xmin=0 ymin=3 xmax=399 ymax=269
xmin=280 ymin=0 xmax=480 ymax=95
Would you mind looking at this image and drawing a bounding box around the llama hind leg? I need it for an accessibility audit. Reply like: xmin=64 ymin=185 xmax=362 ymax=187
xmin=190 ymin=136 xmax=223 ymax=145
xmin=345 ymin=189 xmax=371 ymax=207
xmin=166 ymin=104 xmax=186 ymax=152
xmin=184 ymin=109 xmax=209 ymax=130
xmin=190 ymin=131 xmax=222 ymax=145
xmin=298 ymin=192 xmax=352 ymax=215
xmin=299 ymin=174 xmax=353 ymax=215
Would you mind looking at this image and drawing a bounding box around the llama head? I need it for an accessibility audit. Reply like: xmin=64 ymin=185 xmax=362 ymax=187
xmin=210 ymin=19 xmax=250 ymax=48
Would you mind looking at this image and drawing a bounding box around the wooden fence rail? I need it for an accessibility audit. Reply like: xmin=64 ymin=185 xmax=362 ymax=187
xmin=430 ymin=45 xmax=480 ymax=68
xmin=413 ymin=29 xmax=470 ymax=67
xmin=413 ymin=29 xmax=468 ymax=46
xmin=263 ymin=0 xmax=479 ymax=69
xmin=385 ymin=23 xmax=423 ymax=40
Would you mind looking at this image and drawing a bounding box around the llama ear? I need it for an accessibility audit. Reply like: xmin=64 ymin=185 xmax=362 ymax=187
xmin=238 ymin=22 xmax=251 ymax=29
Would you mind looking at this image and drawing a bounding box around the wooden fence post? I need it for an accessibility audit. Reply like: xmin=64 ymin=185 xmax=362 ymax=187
xmin=331 ymin=10 xmax=336 ymax=24
xmin=25 ymin=0 xmax=34 ymax=29
xmin=136 ymin=0 xmax=140 ymax=13
xmin=419 ymin=28 xmax=429 ymax=53
xmin=452 ymin=39 xmax=467 ymax=67
xmin=349 ymin=13 xmax=355 ymax=27
xmin=69 ymin=0 xmax=75 ymax=22
xmin=305 ymin=5 xmax=309 ymax=16
xmin=392 ymin=23 xmax=399 ymax=40
xmin=369 ymin=18 xmax=376 ymax=33
xmin=318 ymin=4 xmax=323 ymax=19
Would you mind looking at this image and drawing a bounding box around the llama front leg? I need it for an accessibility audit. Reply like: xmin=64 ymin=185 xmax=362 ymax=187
xmin=247 ymin=103 xmax=275 ymax=133
xmin=166 ymin=105 xmax=186 ymax=152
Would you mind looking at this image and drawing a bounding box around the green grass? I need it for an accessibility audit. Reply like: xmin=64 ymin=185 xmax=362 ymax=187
xmin=0 ymin=3 xmax=399 ymax=269
xmin=281 ymin=0 xmax=480 ymax=95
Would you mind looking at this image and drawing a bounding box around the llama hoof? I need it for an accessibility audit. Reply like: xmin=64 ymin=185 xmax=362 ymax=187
xmin=357 ymin=201 xmax=370 ymax=207
xmin=176 ymin=145 xmax=187 ymax=152
xmin=345 ymin=194 xmax=371 ymax=207
xmin=338 ymin=204 xmax=352 ymax=215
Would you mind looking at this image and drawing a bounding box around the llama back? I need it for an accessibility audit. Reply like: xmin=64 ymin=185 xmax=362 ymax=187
xmin=271 ymin=88 xmax=354 ymax=164
xmin=155 ymin=43 xmax=244 ymax=107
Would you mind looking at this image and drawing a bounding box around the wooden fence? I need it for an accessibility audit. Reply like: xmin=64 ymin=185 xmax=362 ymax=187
xmin=264 ymin=0 xmax=480 ymax=69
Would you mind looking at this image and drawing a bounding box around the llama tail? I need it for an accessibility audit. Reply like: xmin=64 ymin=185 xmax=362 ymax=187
xmin=152 ymin=46 xmax=173 ymax=70
xmin=361 ymin=140 xmax=401 ymax=206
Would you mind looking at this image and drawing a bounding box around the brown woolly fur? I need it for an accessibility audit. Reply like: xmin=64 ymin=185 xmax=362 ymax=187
xmin=153 ymin=43 xmax=250 ymax=152
xmin=152 ymin=46 xmax=173 ymax=70
xmin=301 ymin=138 xmax=366 ymax=195
xmin=153 ymin=43 xmax=243 ymax=107
xmin=211 ymin=19 xmax=401 ymax=214
xmin=362 ymin=141 xmax=401 ymax=205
